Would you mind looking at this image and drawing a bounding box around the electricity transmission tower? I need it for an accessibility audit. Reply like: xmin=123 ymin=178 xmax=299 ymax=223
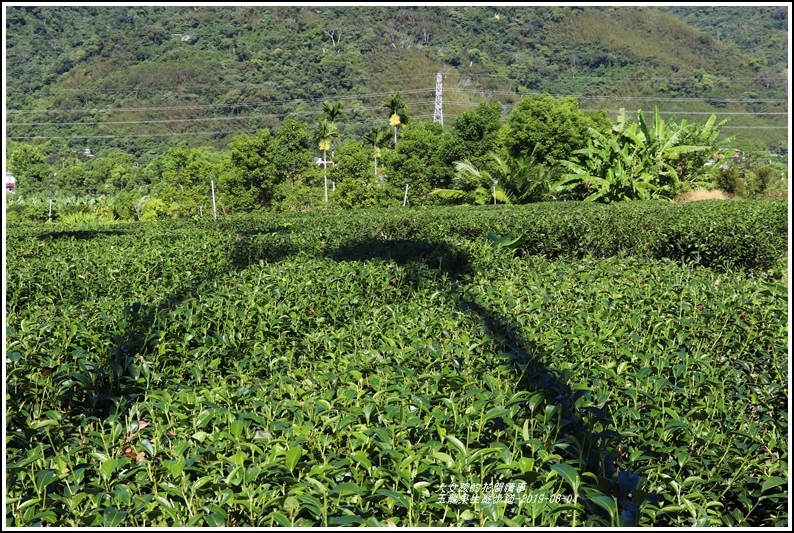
xmin=433 ymin=72 xmax=443 ymax=126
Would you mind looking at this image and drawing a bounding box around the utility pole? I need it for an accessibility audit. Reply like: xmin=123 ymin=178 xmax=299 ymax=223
xmin=433 ymin=72 xmax=443 ymax=127
xmin=323 ymin=160 xmax=328 ymax=203
xmin=493 ymin=179 xmax=498 ymax=205
xmin=211 ymin=176 xmax=217 ymax=219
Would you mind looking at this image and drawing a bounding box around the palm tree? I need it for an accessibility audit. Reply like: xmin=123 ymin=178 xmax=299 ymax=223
xmin=322 ymin=101 xmax=345 ymax=124
xmin=322 ymin=101 xmax=344 ymax=190
xmin=430 ymin=159 xmax=510 ymax=205
xmin=381 ymin=93 xmax=408 ymax=145
xmin=315 ymin=119 xmax=338 ymax=203
xmin=363 ymin=127 xmax=391 ymax=177
xmin=489 ymin=148 xmax=554 ymax=203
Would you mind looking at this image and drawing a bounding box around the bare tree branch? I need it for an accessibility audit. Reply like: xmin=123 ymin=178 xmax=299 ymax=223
xmin=323 ymin=29 xmax=340 ymax=47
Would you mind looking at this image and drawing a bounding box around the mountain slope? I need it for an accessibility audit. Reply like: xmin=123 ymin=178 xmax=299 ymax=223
xmin=5 ymin=5 xmax=788 ymax=157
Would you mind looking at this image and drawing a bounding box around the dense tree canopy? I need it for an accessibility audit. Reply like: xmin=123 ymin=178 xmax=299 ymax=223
xmin=225 ymin=130 xmax=278 ymax=210
xmin=5 ymin=92 xmax=785 ymax=222
xmin=381 ymin=121 xmax=451 ymax=205
xmin=8 ymin=144 xmax=51 ymax=196
xmin=439 ymin=100 xmax=505 ymax=171
xmin=505 ymin=94 xmax=611 ymax=168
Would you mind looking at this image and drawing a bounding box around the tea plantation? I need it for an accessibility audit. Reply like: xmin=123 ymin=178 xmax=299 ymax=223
xmin=5 ymin=201 xmax=789 ymax=527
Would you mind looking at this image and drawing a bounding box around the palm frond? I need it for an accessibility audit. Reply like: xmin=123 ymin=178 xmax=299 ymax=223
xmin=429 ymin=188 xmax=468 ymax=200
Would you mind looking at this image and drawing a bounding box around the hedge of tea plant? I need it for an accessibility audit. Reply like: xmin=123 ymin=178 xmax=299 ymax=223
xmin=5 ymin=201 xmax=788 ymax=526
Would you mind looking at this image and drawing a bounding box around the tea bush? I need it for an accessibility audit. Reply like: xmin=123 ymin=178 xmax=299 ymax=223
xmin=5 ymin=202 xmax=788 ymax=526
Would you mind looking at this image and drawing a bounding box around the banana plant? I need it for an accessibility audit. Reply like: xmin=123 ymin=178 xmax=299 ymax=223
xmin=672 ymin=113 xmax=735 ymax=187
xmin=554 ymin=107 xmax=714 ymax=203
xmin=636 ymin=107 xmax=707 ymax=193
xmin=555 ymin=128 xmax=658 ymax=203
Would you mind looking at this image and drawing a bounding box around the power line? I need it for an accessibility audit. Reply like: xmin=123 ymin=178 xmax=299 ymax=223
xmin=445 ymin=101 xmax=789 ymax=115
xmin=9 ymin=121 xmax=787 ymax=141
xmin=7 ymin=130 xmax=261 ymax=140
xmin=719 ymin=126 xmax=790 ymax=129
xmin=579 ymin=110 xmax=789 ymax=115
xmin=6 ymin=101 xmax=780 ymax=129
xmin=9 ymin=87 xmax=787 ymax=117
xmin=6 ymin=115 xmax=444 ymax=140
xmin=450 ymin=89 xmax=788 ymax=103
xmin=7 ymin=102 xmax=437 ymax=127
xmin=577 ymin=95 xmax=788 ymax=103
xmin=475 ymin=74 xmax=784 ymax=81
xmin=6 ymin=89 xmax=437 ymax=115
xmin=18 ymin=102 xmax=783 ymax=131
xmin=6 ymin=77 xmax=787 ymax=141
xmin=8 ymin=103 xmax=789 ymax=140
xmin=46 ymin=74 xmax=446 ymax=94
xmin=469 ymin=73 xmax=788 ymax=85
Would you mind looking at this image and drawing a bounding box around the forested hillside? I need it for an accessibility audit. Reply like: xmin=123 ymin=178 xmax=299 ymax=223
xmin=6 ymin=5 xmax=788 ymax=159
xmin=659 ymin=5 xmax=788 ymax=75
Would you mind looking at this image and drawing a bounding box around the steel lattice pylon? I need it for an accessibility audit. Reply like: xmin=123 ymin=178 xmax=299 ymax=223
xmin=433 ymin=72 xmax=443 ymax=127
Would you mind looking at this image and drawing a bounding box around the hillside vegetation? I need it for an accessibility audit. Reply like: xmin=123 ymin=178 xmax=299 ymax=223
xmin=5 ymin=5 xmax=788 ymax=158
xmin=659 ymin=6 xmax=788 ymax=74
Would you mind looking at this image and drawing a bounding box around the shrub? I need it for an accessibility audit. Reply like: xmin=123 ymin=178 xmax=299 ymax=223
xmin=716 ymin=166 xmax=746 ymax=197
xmin=5 ymin=201 xmax=52 ymax=222
xmin=272 ymin=182 xmax=324 ymax=212
xmin=140 ymin=197 xmax=170 ymax=221
xmin=5 ymin=205 xmax=787 ymax=527
xmin=58 ymin=211 xmax=107 ymax=226
xmin=59 ymin=203 xmax=91 ymax=217
xmin=334 ymin=177 xmax=383 ymax=209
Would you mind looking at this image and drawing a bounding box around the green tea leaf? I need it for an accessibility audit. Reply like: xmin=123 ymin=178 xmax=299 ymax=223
xmin=330 ymin=482 xmax=363 ymax=497
xmin=225 ymin=466 xmax=243 ymax=486
xmin=286 ymin=446 xmax=303 ymax=473
xmin=377 ymin=488 xmax=411 ymax=509
xmin=100 ymin=458 xmax=118 ymax=482
xmin=478 ymin=497 xmax=499 ymax=522
xmin=350 ymin=451 xmax=372 ymax=471
xmin=550 ymin=464 xmax=579 ymax=491
xmin=761 ymin=477 xmax=787 ymax=493
xmin=271 ymin=511 xmax=291 ymax=527
xmin=432 ymin=451 xmax=454 ymax=467
xmin=445 ymin=435 xmax=467 ymax=457
xmin=298 ymin=494 xmax=324 ymax=518
xmin=102 ymin=506 xmax=128 ymax=527
xmin=34 ymin=470 xmax=57 ymax=495
xmin=204 ymin=511 xmax=226 ymax=527
xmin=329 ymin=515 xmax=364 ymax=525
xmin=589 ymin=494 xmax=618 ymax=520
xmin=30 ymin=419 xmax=59 ymax=430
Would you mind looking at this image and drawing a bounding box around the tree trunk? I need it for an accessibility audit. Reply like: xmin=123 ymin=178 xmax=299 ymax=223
xmin=323 ymin=149 xmax=328 ymax=203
